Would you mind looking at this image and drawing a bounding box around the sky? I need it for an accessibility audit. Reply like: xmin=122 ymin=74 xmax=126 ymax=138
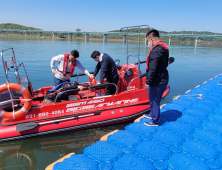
xmin=0 ymin=0 xmax=222 ymax=33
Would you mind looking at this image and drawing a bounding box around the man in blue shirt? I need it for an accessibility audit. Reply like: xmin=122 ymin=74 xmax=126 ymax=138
xmin=91 ymin=51 xmax=119 ymax=95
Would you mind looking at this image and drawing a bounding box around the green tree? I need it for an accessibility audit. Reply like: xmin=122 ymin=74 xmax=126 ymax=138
xmin=76 ymin=28 xmax=81 ymax=37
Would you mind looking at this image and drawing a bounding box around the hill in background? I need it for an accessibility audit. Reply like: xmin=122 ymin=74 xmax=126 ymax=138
xmin=111 ymin=27 xmax=222 ymax=35
xmin=1 ymin=23 xmax=221 ymax=35
xmin=0 ymin=23 xmax=42 ymax=30
xmin=0 ymin=23 xmax=221 ymax=46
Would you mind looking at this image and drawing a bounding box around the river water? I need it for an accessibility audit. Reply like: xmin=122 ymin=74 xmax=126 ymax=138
xmin=0 ymin=39 xmax=222 ymax=170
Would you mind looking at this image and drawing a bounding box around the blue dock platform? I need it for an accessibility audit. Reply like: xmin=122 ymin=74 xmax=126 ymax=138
xmin=46 ymin=73 xmax=222 ymax=170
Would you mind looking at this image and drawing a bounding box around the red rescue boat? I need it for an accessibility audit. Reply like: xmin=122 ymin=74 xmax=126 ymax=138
xmin=0 ymin=27 xmax=172 ymax=142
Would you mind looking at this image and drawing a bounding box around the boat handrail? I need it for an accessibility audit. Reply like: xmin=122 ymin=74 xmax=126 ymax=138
xmin=51 ymin=72 xmax=94 ymax=86
xmin=53 ymin=83 xmax=118 ymax=104
xmin=134 ymin=60 xmax=146 ymax=65
xmin=127 ymin=55 xmax=140 ymax=69
xmin=53 ymin=88 xmax=84 ymax=104
xmin=139 ymin=73 xmax=146 ymax=78
xmin=126 ymin=73 xmax=146 ymax=92
xmin=71 ymin=74 xmax=78 ymax=77
xmin=76 ymin=71 xmax=94 ymax=83
xmin=126 ymin=57 xmax=175 ymax=92
xmin=75 ymin=71 xmax=94 ymax=77
xmin=87 ymin=83 xmax=118 ymax=99
xmin=127 ymin=77 xmax=139 ymax=92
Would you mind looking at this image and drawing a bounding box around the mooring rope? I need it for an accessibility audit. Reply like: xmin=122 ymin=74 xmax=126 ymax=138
xmin=172 ymin=93 xmax=204 ymax=99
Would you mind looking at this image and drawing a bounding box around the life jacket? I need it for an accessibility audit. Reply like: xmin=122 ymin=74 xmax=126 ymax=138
xmin=62 ymin=54 xmax=76 ymax=76
xmin=146 ymin=41 xmax=168 ymax=70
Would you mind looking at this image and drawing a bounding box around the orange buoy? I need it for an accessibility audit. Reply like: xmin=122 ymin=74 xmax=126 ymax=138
xmin=0 ymin=83 xmax=32 ymax=119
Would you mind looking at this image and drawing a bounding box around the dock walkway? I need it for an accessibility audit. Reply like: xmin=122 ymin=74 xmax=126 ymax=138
xmin=46 ymin=73 xmax=222 ymax=170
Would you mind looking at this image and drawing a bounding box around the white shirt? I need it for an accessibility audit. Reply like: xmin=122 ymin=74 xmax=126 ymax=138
xmin=100 ymin=53 xmax=103 ymax=62
xmin=51 ymin=54 xmax=90 ymax=81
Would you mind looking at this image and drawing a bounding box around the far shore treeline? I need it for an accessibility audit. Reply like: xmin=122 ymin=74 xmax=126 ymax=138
xmin=0 ymin=23 xmax=222 ymax=46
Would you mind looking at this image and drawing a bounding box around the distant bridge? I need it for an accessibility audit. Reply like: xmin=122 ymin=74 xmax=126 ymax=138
xmin=1 ymin=29 xmax=222 ymax=46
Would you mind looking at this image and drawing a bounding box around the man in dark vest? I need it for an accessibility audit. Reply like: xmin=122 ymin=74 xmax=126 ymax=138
xmin=144 ymin=30 xmax=169 ymax=126
xmin=90 ymin=51 xmax=119 ymax=95
xmin=51 ymin=50 xmax=93 ymax=86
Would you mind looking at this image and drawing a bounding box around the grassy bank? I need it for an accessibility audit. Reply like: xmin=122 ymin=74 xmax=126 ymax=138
xmin=0 ymin=34 xmax=222 ymax=47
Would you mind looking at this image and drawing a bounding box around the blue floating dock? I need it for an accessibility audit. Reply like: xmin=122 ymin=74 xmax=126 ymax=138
xmin=47 ymin=73 xmax=222 ymax=170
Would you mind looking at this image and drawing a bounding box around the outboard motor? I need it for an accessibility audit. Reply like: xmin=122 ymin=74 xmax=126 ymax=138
xmin=124 ymin=69 xmax=133 ymax=81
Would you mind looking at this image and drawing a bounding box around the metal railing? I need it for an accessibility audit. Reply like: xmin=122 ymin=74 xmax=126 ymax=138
xmin=53 ymin=83 xmax=118 ymax=104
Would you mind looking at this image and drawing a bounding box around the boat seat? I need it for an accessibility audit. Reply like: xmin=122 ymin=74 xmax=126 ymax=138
xmin=96 ymin=91 xmax=104 ymax=96
xmin=68 ymin=95 xmax=80 ymax=101
xmin=78 ymin=91 xmax=104 ymax=99
xmin=79 ymin=92 xmax=96 ymax=99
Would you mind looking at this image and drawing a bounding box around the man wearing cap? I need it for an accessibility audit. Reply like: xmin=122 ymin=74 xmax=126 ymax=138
xmin=51 ymin=50 xmax=93 ymax=86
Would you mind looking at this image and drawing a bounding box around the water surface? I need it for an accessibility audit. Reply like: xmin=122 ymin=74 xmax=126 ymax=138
xmin=0 ymin=39 xmax=222 ymax=170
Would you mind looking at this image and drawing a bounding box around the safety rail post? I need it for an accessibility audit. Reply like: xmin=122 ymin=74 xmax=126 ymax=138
xmin=120 ymin=25 xmax=149 ymax=89
xmin=11 ymin=48 xmax=21 ymax=85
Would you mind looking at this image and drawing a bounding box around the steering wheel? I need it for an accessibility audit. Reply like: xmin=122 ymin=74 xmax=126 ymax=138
xmin=89 ymin=78 xmax=96 ymax=85
xmin=115 ymin=59 xmax=121 ymax=70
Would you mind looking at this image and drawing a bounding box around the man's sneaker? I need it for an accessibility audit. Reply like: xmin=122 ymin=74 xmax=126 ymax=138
xmin=144 ymin=121 xmax=159 ymax=127
xmin=144 ymin=114 xmax=152 ymax=119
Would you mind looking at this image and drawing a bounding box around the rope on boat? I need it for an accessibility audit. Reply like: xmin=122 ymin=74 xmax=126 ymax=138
xmin=0 ymin=99 xmax=32 ymax=105
xmin=7 ymin=83 xmax=15 ymax=119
